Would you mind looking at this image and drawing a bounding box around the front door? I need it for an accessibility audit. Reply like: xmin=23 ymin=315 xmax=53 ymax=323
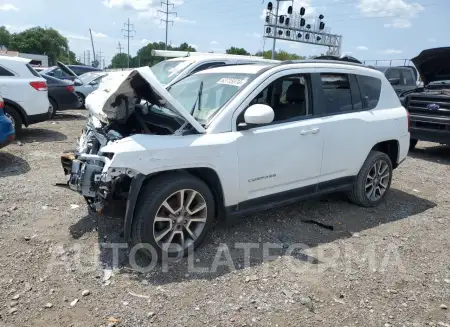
xmin=234 ymin=72 xmax=324 ymax=203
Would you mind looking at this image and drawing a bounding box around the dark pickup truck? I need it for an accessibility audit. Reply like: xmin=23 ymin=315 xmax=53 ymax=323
xmin=402 ymin=47 xmax=450 ymax=149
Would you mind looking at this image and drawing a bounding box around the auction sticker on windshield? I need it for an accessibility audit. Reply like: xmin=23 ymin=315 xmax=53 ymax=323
xmin=217 ymin=77 xmax=248 ymax=87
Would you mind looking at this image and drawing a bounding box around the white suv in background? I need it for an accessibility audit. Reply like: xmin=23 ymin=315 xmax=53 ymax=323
xmin=150 ymin=54 xmax=279 ymax=87
xmin=62 ymin=60 xmax=410 ymax=260
xmin=0 ymin=56 xmax=50 ymax=134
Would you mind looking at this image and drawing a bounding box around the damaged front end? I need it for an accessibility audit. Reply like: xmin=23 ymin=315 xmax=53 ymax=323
xmin=61 ymin=117 xmax=133 ymax=214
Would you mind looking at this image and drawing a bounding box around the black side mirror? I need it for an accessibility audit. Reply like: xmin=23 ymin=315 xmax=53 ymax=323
xmin=389 ymin=78 xmax=400 ymax=85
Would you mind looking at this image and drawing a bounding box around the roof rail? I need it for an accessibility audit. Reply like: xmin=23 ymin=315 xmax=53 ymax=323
xmin=277 ymin=59 xmax=366 ymax=68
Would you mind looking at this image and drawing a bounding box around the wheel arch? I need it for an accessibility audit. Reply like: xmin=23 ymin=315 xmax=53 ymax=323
xmin=123 ymin=167 xmax=226 ymax=242
xmin=3 ymin=98 xmax=28 ymax=126
xmin=371 ymin=139 xmax=400 ymax=169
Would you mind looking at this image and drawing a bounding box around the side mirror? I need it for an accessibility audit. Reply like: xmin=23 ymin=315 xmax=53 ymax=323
xmin=244 ymin=104 xmax=274 ymax=126
xmin=389 ymin=77 xmax=400 ymax=85
xmin=89 ymin=80 xmax=99 ymax=86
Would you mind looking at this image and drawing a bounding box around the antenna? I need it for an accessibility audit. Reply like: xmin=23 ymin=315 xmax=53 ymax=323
xmin=158 ymin=1 xmax=177 ymax=51
xmin=122 ymin=18 xmax=135 ymax=68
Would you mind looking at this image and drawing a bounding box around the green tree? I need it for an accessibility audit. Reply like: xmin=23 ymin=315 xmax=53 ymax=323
xmin=8 ymin=27 xmax=69 ymax=65
xmin=255 ymin=50 xmax=306 ymax=61
xmin=226 ymin=47 xmax=250 ymax=56
xmin=132 ymin=41 xmax=197 ymax=68
xmin=0 ymin=26 xmax=10 ymax=48
xmin=110 ymin=53 xmax=131 ymax=68
xmin=57 ymin=50 xmax=82 ymax=65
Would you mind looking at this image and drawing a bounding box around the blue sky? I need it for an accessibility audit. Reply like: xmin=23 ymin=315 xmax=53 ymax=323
xmin=0 ymin=0 xmax=447 ymax=67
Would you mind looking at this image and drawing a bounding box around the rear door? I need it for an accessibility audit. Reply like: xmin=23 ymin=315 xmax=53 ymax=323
xmin=314 ymin=71 xmax=380 ymax=185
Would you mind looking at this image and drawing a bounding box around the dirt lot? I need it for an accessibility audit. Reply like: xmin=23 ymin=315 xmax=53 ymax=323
xmin=0 ymin=110 xmax=449 ymax=327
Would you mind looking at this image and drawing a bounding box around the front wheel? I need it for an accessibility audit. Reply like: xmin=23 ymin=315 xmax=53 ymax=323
xmin=131 ymin=173 xmax=215 ymax=261
xmin=348 ymin=151 xmax=393 ymax=207
xmin=49 ymin=98 xmax=58 ymax=119
xmin=4 ymin=105 xmax=23 ymax=135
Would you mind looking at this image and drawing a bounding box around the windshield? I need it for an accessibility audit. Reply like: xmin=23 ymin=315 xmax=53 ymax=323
xmin=151 ymin=59 xmax=194 ymax=85
xmin=164 ymin=72 xmax=254 ymax=124
xmin=80 ymin=73 xmax=106 ymax=84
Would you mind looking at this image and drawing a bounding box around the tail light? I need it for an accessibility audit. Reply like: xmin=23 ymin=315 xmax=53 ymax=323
xmin=0 ymin=99 xmax=4 ymax=115
xmin=66 ymin=85 xmax=75 ymax=93
xmin=407 ymin=109 xmax=410 ymax=132
xmin=30 ymin=81 xmax=48 ymax=91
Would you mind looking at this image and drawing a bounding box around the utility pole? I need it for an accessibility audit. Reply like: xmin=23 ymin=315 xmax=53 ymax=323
xmin=122 ymin=18 xmax=135 ymax=68
xmin=158 ymin=1 xmax=177 ymax=50
xmin=117 ymin=41 xmax=123 ymax=54
xmin=86 ymin=50 xmax=91 ymax=67
xmin=83 ymin=51 xmax=86 ymax=65
xmin=89 ymin=29 xmax=96 ymax=66
xmin=97 ymin=49 xmax=104 ymax=69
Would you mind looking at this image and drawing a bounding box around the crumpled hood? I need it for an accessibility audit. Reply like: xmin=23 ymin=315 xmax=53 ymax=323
xmin=412 ymin=47 xmax=450 ymax=85
xmin=84 ymin=67 xmax=206 ymax=133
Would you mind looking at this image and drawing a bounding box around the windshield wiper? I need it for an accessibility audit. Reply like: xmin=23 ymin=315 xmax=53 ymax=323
xmin=190 ymin=81 xmax=203 ymax=115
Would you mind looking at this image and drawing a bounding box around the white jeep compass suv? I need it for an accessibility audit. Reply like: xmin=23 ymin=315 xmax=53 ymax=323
xmin=61 ymin=60 xmax=410 ymax=260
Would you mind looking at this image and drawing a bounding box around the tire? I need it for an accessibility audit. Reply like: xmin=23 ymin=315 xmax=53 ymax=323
xmin=348 ymin=151 xmax=393 ymax=207
xmin=49 ymin=98 xmax=58 ymax=119
xmin=131 ymin=172 xmax=215 ymax=262
xmin=409 ymin=138 xmax=418 ymax=151
xmin=75 ymin=93 xmax=85 ymax=109
xmin=4 ymin=104 xmax=23 ymax=135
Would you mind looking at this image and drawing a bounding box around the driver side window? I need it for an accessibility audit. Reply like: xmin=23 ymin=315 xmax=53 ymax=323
xmin=239 ymin=73 xmax=311 ymax=125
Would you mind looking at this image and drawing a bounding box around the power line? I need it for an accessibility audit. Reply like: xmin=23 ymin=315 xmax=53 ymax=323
xmin=158 ymin=1 xmax=177 ymax=50
xmin=122 ymin=18 xmax=135 ymax=68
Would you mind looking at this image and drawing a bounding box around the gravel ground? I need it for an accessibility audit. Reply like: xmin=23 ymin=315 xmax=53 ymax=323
xmin=0 ymin=110 xmax=449 ymax=327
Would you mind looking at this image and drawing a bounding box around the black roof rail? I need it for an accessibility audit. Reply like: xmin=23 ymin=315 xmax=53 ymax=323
xmin=276 ymin=59 xmax=366 ymax=68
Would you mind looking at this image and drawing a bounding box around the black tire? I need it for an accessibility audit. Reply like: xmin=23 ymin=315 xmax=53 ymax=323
xmin=49 ymin=98 xmax=58 ymax=119
xmin=348 ymin=151 xmax=393 ymax=207
xmin=4 ymin=104 xmax=23 ymax=135
xmin=131 ymin=172 xmax=215 ymax=262
xmin=75 ymin=93 xmax=85 ymax=109
xmin=409 ymin=138 xmax=418 ymax=151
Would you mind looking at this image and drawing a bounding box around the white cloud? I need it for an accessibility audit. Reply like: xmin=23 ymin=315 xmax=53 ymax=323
xmin=141 ymin=38 xmax=150 ymax=44
xmin=67 ymin=34 xmax=89 ymax=41
xmin=384 ymin=18 xmax=411 ymax=28
xmin=190 ymin=44 xmax=198 ymax=50
xmin=92 ymin=31 xmax=108 ymax=38
xmin=378 ymin=49 xmax=403 ymax=55
xmin=358 ymin=0 xmax=424 ymax=28
xmin=428 ymin=38 xmax=437 ymax=43
xmin=356 ymin=46 xmax=369 ymax=51
xmin=0 ymin=4 xmax=19 ymax=11
xmin=210 ymin=40 xmax=219 ymax=45
xmin=4 ymin=24 xmax=33 ymax=33
xmin=174 ymin=17 xmax=196 ymax=24
xmin=102 ymin=0 xmax=154 ymax=11
xmin=246 ymin=32 xmax=262 ymax=39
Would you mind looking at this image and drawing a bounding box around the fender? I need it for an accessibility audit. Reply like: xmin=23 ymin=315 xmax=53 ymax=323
xmin=123 ymin=174 xmax=146 ymax=242
xmin=3 ymin=98 xmax=29 ymax=126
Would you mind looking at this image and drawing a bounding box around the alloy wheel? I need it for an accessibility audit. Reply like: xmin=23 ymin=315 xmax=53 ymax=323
xmin=365 ymin=159 xmax=390 ymax=201
xmin=153 ymin=189 xmax=207 ymax=253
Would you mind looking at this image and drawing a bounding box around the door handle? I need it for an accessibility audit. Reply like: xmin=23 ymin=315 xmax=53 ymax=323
xmin=301 ymin=127 xmax=320 ymax=135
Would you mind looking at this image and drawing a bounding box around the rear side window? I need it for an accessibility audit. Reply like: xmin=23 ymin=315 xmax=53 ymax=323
xmin=26 ymin=64 xmax=41 ymax=77
xmin=356 ymin=75 xmax=382 ymax=109
xmin=0 ymin=65 xmax=14 ymax=76
xmin=386 ymin=68 xmax=400 ymax=80
xmin=320 ymin=74 xmax=354 ymax=113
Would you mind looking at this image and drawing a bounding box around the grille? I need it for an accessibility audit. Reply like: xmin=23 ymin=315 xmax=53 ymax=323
xmin=407 ymin=93 xmax=450 ymax=117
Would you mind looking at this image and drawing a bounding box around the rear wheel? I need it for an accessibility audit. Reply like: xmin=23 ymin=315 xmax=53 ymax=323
xmin=75 ymin=93 xmax=85 ymax=109
xmin=348 ymin=151 xmax=393 ymax=207
xmin=131 ymin=173 xmax=215 ymax=261
xmin=409 ymin=138 xmax=418 ymax=151
xmin=49 ymin=98 xmax=58 ymax=119
xmin=4 ymin=105 xmax=23 ymax=135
